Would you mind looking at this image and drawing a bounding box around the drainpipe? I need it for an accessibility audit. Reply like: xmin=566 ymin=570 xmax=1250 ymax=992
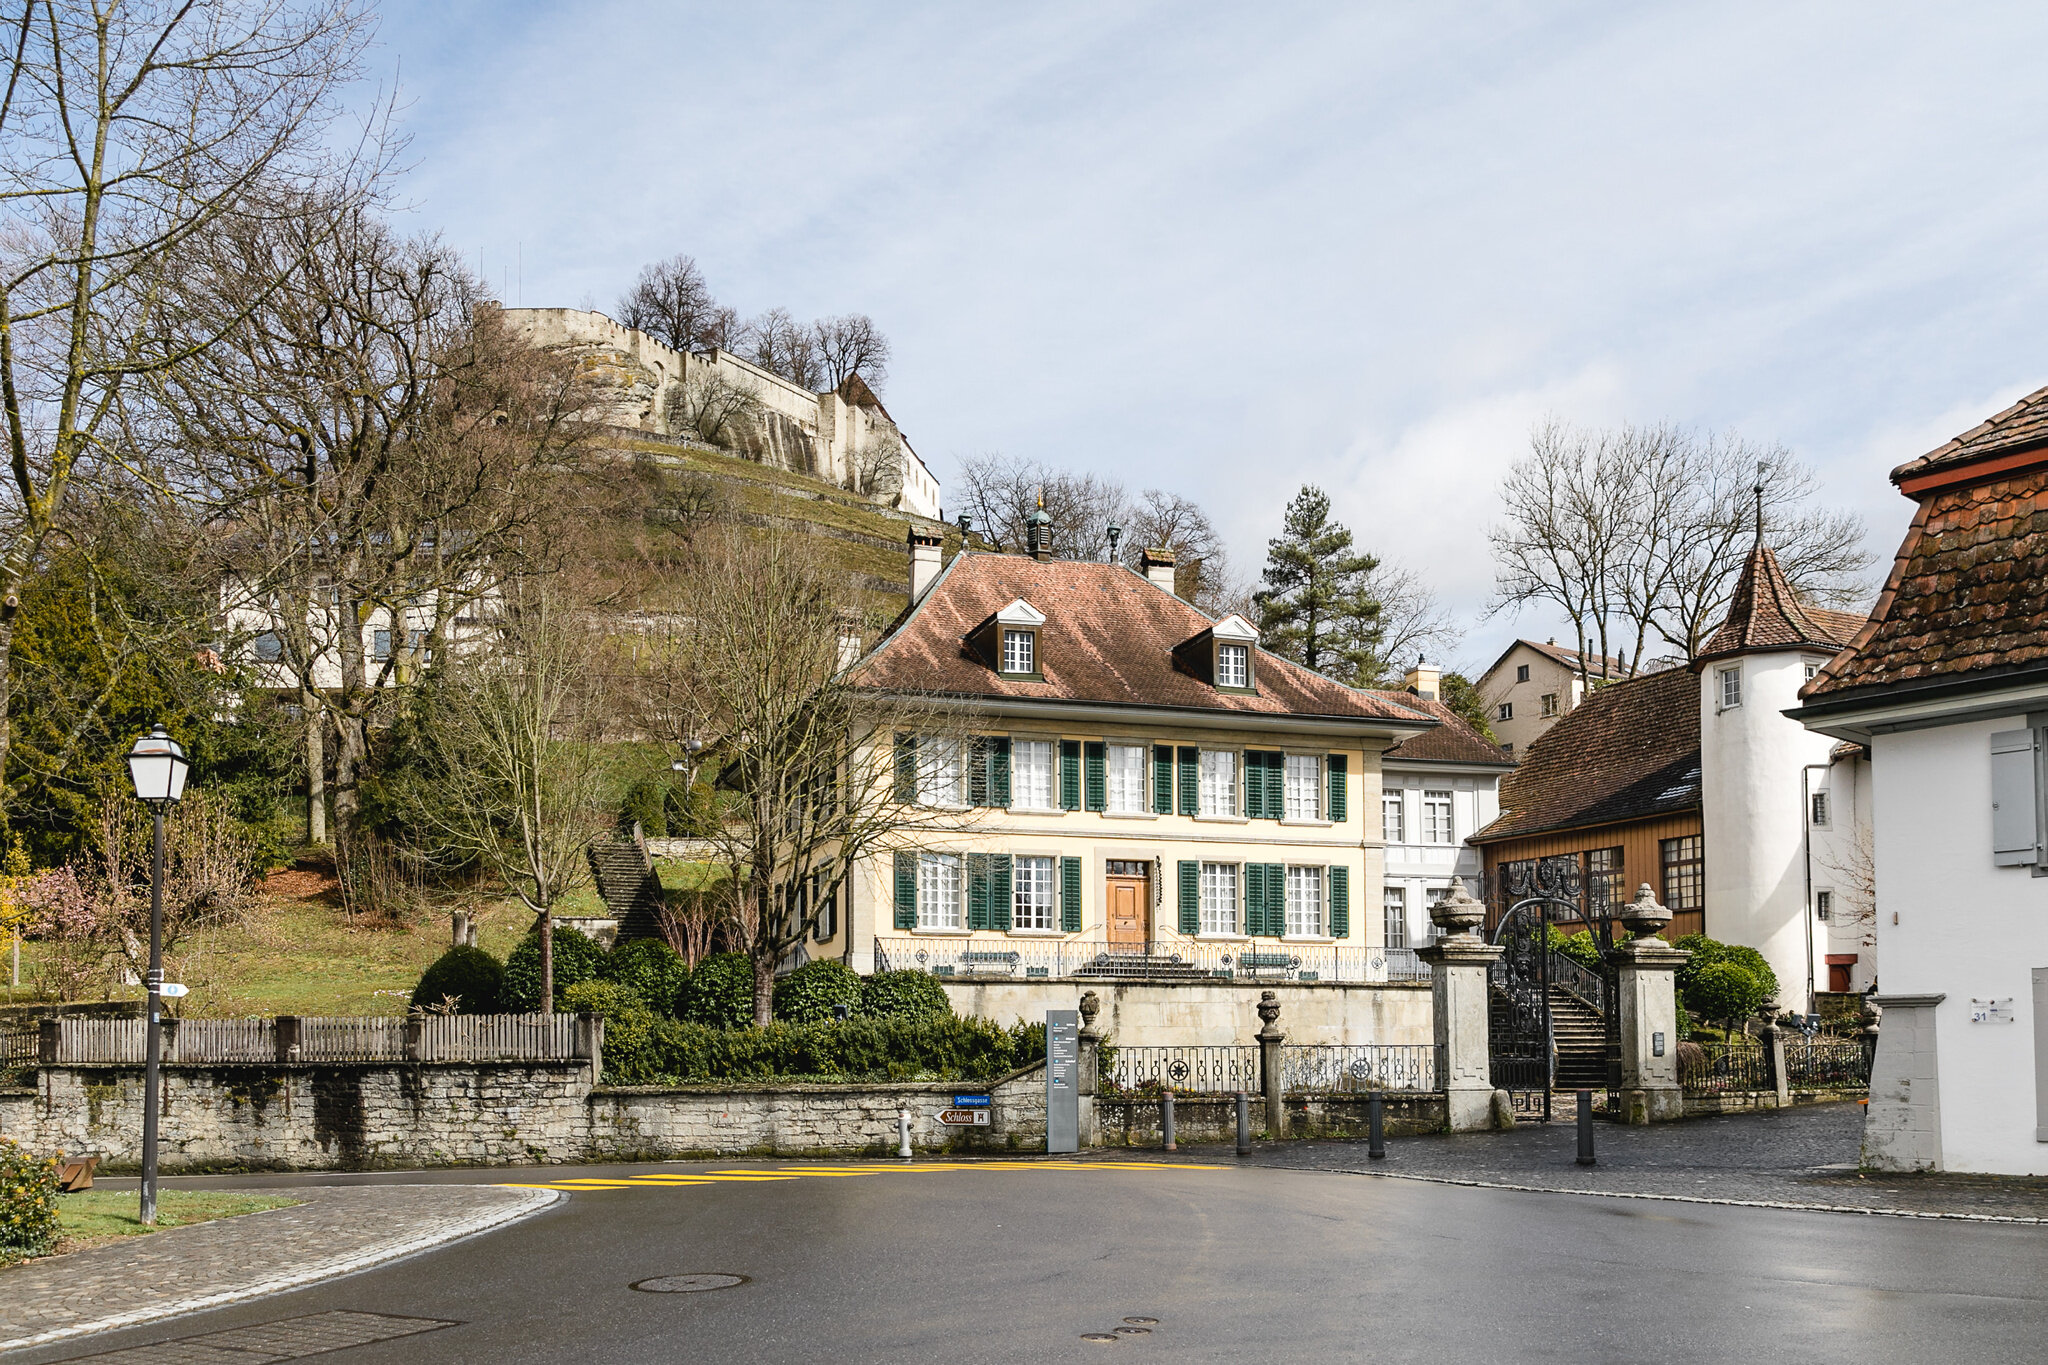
xmin=1800 ymin=763 xmax=1829 ymax=1017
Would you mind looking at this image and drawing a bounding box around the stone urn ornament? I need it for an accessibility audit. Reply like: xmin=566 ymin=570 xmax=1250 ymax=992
xmin=1429 ymin=883 xmax=1487 ymax=940
xmin=1618 ymin=883 xmax=1673 ymax=941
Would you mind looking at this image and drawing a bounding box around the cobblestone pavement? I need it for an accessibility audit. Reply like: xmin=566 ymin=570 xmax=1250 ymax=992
xmin=0 ymin=1183 xmax=557 ymax=1353
xmin=1214 ymin=1100 xmax=2048 ymax=1220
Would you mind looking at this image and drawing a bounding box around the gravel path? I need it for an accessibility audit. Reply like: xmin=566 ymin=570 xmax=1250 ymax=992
xmin=0 ymin=1183 xmax=558 ymax=1352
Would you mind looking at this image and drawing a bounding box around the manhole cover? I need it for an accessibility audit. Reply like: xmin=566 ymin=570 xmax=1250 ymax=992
xmin=632 ymin=1273 xmax=749 ymax=1293
xmin=1080 ymin=1333 xmax=1120 ymax=1343
xmin=1115 ymin=1326 xmax=1151 ymax=1335
xmin=1123 ymin=1317 xmax=1159 ymax=1325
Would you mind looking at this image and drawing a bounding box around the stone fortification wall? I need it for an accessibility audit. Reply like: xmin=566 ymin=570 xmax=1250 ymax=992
xmin=0 ymin=1061 xmax=1045 ymax=1172
xmin=1095 ymin=1091 xmax=1447 ymax=1145
xmin=939 ymin=979 xmax=1434 ymax=1048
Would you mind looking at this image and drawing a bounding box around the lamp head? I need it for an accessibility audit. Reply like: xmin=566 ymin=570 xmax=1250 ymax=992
xmin=126 ymin=724 xmax=189 ymax=806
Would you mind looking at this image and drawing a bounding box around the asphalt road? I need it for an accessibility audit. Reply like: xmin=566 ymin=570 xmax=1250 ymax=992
xmin=20 ymin=1157 xmax=2048 ymax=1365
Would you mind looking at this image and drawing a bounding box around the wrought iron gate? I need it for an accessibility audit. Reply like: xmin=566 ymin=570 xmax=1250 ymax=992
xmin=1489 ymin=895 xmax=1561 ymax=1123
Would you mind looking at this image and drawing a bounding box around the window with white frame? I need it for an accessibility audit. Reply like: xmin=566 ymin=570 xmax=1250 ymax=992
xmin=1200 ymin=862 xmax=1239 ymax=935
xmin=1541 ymin=693 xmax=1559 ymax=717
xmin=1106 ymin=743 xmax=1147 ymax=813
xmin=1719 ymin=666 xmax=1742 ymax=709
xmin=1012 ymin=739 xmax=1055 ymax=810
xmin=917 ymin=853 xmax=962 ymax=930
xmin=1804 ymin=660 xmax=1821 ymax=680
xmin=1217 ymin=643 xmax=1250 ymax=689
xmin=1199 ymin=749 xmax=1238 ymax=816
xmin=917 ymin=737 xmax=965 ymax=807
xmin=1497 ymin=702 xmax=1513 ymax=722
xmin=1001 ymin=628 xmax=1035 ymax=675
xmin=1815 ymin=889 xmax=1833 ymax=923
xmin=1810 ymin=790 xmax=1830 ymax=827
xmin=1383 ymin=886 xmax=1408 ymax=950
xmin=1284 ymin=754 xmax=1322 ymax=820
xmin=1014 ymin=856 xmax=1056 ymax=930
xmin=1285 ymin=865 xmax=1324 ymax=937
xmin=1382 ymin=792 xmax=1405 ymax=843
xmin=1423 ymin=789 xmax=1454 ymax=843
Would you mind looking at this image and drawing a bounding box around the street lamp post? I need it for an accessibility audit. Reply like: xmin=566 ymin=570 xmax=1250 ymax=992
xmin=126 ymin=724 xmax=188 ymax=1226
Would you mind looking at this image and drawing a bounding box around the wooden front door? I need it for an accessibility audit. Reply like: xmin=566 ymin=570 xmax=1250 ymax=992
xmin=1106 ymin=860 xmax=1149 ymax=950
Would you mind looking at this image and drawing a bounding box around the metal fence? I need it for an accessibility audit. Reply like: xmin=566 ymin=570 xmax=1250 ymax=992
xmin=1678 ymin=1041 xmax=1770 ymax=1094
xmin=1783 ymin=1037 xmax=1871 ymax=1090
xmin=1678 ymin=1037 xmax=1871 ymax=1095
xmin=1106 ymin=1045 xmax=1260 ymax=1094
xmin=1281 ymin=1044 xmax=1438 ymax=1093
xmin=874 ymin=936 xmax=1431 ymax=985
xmin=7 ymin=1013 xmax=588 ymax=1066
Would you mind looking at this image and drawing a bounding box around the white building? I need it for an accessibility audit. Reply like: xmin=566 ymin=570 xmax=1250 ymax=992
xmin=1475 ymin=638 xmax=1630 ymax=758
xmin=1799 ymin=384 xmax=2048 ymax=1174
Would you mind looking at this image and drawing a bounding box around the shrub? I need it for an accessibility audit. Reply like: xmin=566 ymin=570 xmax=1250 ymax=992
xmin=1674 ymin=934 xmax=1780 ymax=1006
xmin=1547 ymin=927 xmax=1603 ymax=967
xmin=601 ymin=1012 xmax=1042 ymax=1086
xmin=601 ymin=938 xmax=692 ymax=1017
xmin=501 ymin=924 xmax=606 ymax=1012
xmin=410 ymin=945 xmax=506 ymax=1015
xmin=1687 ymin=961 xmax=1764 ymax=1028
xmin=680 ymin=952 xmax=756 ymax=1029
xmin=619 ymin=778 xmax=668 ymax=837
xmin=561 ymin=980 xmax=662 ymax=1077
xmin=857 ymin=969 xmax=952 ymax=1019
xmin=772 ymin=959 xmax=864 ymax=1023
xmin=0 ymin=1138 xmax=59 ymax=1263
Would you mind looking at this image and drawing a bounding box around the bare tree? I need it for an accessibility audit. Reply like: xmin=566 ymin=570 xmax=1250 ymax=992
xmin=636 ymin=528 xmax=979 ymax=1023
xmin=666 ymin=368 xmax=764 ymax=448
xmin=741 ymin=307 xmax=823 ymax=390
xmin=812 ymin=313 xmax=890 ymax=392
xmin=616 ymin=253 xmax=740 ymax=353
xmin=955 ymin=453 xmax=1134 ymax=560
xmin=0 ymin=0 xmax=378 ymax=805
xmin=1364 ymin=562 xmax=1461 ymax=685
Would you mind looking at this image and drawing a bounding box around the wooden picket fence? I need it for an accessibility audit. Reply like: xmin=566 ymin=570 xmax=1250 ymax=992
xmin=2 ymin=1013 xmax=588 ymax=1066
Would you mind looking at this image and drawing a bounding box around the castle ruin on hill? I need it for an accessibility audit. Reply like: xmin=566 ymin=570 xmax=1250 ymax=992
xmin=503 ymin=307 xmax=942 ymax=520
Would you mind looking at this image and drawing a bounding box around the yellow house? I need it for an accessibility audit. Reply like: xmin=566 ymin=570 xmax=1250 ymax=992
xmin=817 ymin=533 xmax=1493 ymax=995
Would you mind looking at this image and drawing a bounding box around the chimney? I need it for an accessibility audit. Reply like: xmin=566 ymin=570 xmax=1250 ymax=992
xmin=908 ymin=527 xmax=942 ymax=601
xmin=1140 ymin=546 xmax=1177 ymax=593
xmin=1403 ymin=655 xmax=1441 ymax=701
xmin=836 ymin=620 xmax=864 ymax=673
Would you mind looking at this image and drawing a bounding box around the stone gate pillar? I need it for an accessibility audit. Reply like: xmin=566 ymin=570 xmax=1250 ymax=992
xmin=1419 ymin=885 xmax=1503 ymax=1133
xmin=1077 ymin=990 xmax=1102 ymax=1148
xmin=1611 ymin=884 xmax=1689 ymax=1124
xmin=1256 ymin=992 xmax=1286 ymax=1137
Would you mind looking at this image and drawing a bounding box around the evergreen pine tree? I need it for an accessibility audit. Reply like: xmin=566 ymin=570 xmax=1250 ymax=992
xmin=1253 ymin=485 xmax=1383 ymax=682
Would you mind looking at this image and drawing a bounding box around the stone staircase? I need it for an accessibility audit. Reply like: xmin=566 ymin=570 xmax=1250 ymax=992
xmin=586 ymin=830 xmax=666 ymax=941
xmin=1548 ymin=985 xmax=1611 ymax=1090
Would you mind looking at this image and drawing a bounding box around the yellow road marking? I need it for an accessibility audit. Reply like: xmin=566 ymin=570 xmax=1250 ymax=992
xmin=505 ymin=1160 xmax=1220 ymax=1193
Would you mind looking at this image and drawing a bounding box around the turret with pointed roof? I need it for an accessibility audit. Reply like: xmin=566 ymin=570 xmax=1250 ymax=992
xmin=1693 ymin=529 xmax=1865 ymax=667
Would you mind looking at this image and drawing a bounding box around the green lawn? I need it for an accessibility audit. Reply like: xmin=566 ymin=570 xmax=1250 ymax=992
xmin=51 ymin=1190 xmax=300 ymax=1256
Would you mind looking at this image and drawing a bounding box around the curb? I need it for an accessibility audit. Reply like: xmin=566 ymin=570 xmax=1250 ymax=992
xmin=1319 ymin=1166 xmax=2048 ymax=1224
xmin=0 ymin=1186 xmax=561 ymax=1354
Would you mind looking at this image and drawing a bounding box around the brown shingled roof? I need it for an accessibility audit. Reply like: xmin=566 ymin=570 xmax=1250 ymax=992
xmin=1694 ymin=537 xmax=1866 ymax=666
xmin=851 ymin=553 xmax=1430 ymax=725
xmin=1471 ymin=667 xmax=1700 ymax=844
xmin=1375 ymin=693 xmax=1515 ymax=766
xmin=1891 ymin=382 xmax=2048 ymax=482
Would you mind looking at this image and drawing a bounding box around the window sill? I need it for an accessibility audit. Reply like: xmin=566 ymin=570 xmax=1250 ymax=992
xmin=1280 ymin=818 xmax=1333 ymax=829
xmin=1101 ymin=811 xmax=1157 ymax=821
xmin=910 ymin=926 xmax=967 ymax=936
xmin=1192 ymin=814 xmax=1248 ymax=824
xmin=1009 ymin=805 xmax=1064 ymax=816
xmin=1198 ymin=934 xmax=1251 ymax=943
xmin=1007 ymin=928 xmax=1065 ymax=937
xmin=1283 ymin=935 xmax=1335 ymax=944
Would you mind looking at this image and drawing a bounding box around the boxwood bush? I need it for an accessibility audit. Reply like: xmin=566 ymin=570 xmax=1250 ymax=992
xmin=857 ymin=968 xmax=952 ymax=1019
xmin=772 ymin=959 xmax=864 ymax=1023
xmin=0 ymin=1138 xmax=58 ymax=1264
xmin=680 ymin=952 xmax=756 ymax=1028
xmin=410 ymin=945 xmax=505 ymax=1015
xmin=501 ymin=924 xmax=606 ymax=1012
xmin=601 ymin=1013 xmax=1045 ymax=1086
xmin=601 ymin=938 xmax=691 ymax=1017
xmin=1673 ymin=934 xmax=1780 ymax=1005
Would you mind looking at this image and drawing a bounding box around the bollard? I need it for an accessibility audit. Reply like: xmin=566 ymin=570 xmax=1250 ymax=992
xmin=1575 ymin=1090 xmax=1595 ymax=1166
xmin=1235 ymin=1091 xmax=1251 ymax=1156
xmin=898 ymin=1108 xmax=912 ymax=1159
xmin=1162 ymin=1089 xmax=1177 ymax=1152
xmin=1368 ymin=1092 xmax=1386 ymax=1160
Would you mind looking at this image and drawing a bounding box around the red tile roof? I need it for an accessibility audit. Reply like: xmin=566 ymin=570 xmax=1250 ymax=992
xmin=1471 ymin=667 xmax=1700 ymax=844
xmin=1891 ymin=382 xmax=2048 ymax=482
xmin=851 ymin=552 xmax=1431 ymax=725
xmin=1375 ymin=693 xmax=1516 ymax=766
xmin=1481 ymin=637 xmax=1630 ymax=683
xmin=1695 ymin=537 xmax=1867 ymax=666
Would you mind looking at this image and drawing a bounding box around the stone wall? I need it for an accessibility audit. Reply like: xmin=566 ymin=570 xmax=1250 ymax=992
xmin=0 ymin=1061 xmax=1047 ymax=1172
xmin=939 ymin=979 xmax=1434 ymax=1048
xmin=1096 ymin=1091 xmax=1446 ymax=1145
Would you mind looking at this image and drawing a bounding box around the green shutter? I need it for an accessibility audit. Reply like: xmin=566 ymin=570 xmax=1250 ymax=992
xmin=1178 ymin=746 xmax=1199 ymax=814
xmin=1061 ymin=856 xmax=1083 ymax=932
xmin=1247 ymin=862 xmax=1285 ymax=936
xmin=967 ymin=853 xmax=991 ymax=931
xmin=1152 ymin=745 xmax=1173 ymax=814
xmin=1266 ymin=755 xmax=1284 ymax=820
xmin=968 ymin=738 xmax=990 ymax=807
xmin=1327 ymin=754 xmax=1348 ymax=823
xmin=893 ymin=733 xmax=917 ymax=802
xmin=1084 ymin=741 xmax=1107 ymax=812
xmin=894 ymin=851 xmax=917 ymax=929
xmin=1329 ymin=865 xmax=1350 ymax=938
xmin=991 ymin=737 xmax=1011 ymax=808
xmin=1243 ymin=863 xmax=1265 ymax=936
xmin=991 ymin=854 xmax=1013 ymax=931
xmin=1060 ymin=740 xmax=1081 ymax=810
xmin=1268 ymin=863 xmax=1288 ymax=936
xmin=1178 ymin=860 xmax=1201 ymax=935
xmin=1243 ymin=751 xmax=1268 ymax=819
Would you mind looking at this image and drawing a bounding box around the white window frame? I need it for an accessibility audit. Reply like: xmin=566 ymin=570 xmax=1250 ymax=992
xmin=1285 ymin=864 xmax=1324 ymax=938
xmin=1815 ymin=888 xmax=1833 ymax=923
xmin=1382 ymin=792 xmax=1405 ymax=844
xmin=1423 ymin=789 xmax=1454 ymax=844
xmin=917 ymin=736 xmax=965 ymax=807
xmin=917 ymin=853 xmax=963 ymax=930
xmin=1497 ymin=702 xmax=1512 ymax=722
xmin=1011 ymin=739 xmax=1056 ymax=811
xmin=1719 ymin=666 xmax=1742 ymax=710
xmin=1284 ymin=753 xmax=1322 ymax=821
xmin=1013 ymin=855 xmax=1057 ymax=931
xmin=1001 ymin=628 xmax=1035 ymax=675
xmin=1810 ymin=789 xmax=1830 ymax=827
xmin=1105 ymin=743 xmax=1147 ymax=813
xmin=1540 ymin=692 xmax=1559 ymax=717
xmin=1199 ymin=749 xmax=1238 ymax=817
xmin=1383 ymin=885 xmax=1408 ymax=950
xmin=1200 ymin=862 xmax=1239 ymax=936
xmin=1216 ymin=643 xmax=1250 ymax=689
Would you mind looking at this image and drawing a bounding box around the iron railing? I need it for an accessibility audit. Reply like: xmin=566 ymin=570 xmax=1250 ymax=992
xmin=1783 ymin=1037 xmax=1871 ymax=1089
xmin=872 ymin=936 xmax=1429 ymax=984
xmin=1678 ymin=1041 xmax=1769 ymax=1094
xmin=1281 ymin=1044 xmax=1437 ymax=1093
xmin=1106 ymin=1045 xmax=1259 ymax=1094
xmin=23 ymin=1013 xmax=588 ymax=1065
xmin=1547 ymin=951 xmax=1608 ymax=1013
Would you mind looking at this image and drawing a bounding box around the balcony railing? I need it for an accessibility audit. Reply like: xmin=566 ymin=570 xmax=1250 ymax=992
xmin=872 ymin=936 xmax=1432 ymax=984
xmin=1104 ymin=1042 xmax=1439 ymax=1094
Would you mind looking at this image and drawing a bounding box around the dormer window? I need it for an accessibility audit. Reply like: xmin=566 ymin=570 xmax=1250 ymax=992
xmin=1002 ymin=628 xmax=1034 ymax=675
xmin=1217 ymin=643 xmax=1249 ymax=689
xmin=1174 ymin=614 xmax=1261 ymax=692
xmin=969 ymin=597 xmax=1047 ymax=679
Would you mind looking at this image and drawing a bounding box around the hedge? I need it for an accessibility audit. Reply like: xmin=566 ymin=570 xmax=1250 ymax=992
xmin=0 ymin=1138 xmax=58 ymax=1264
xmin=601 ymin=938 xmax=691 ymax=1017
xmin=857 ymin=969 xmax=952 ymax=1019
xmin=772 ymin=959 xmax=864 ymax=1023
xmin=410 ymin=945 xmax=505 ymax=1015
xmin=502 ymin=924 xmax=605 ymax=1011
xmin=602 ymin=1013 xmax=1044 ymax=1085
xmin=680 ymin=952 xmax=757 ymax=1028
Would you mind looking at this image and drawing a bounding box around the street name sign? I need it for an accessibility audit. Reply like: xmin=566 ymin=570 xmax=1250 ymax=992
xmin=953 ymin=1094 xmax=991 ymax=1108
xmin=158 ymin=983 xmax=189 ymax=998
xmin=938 ymin=1108 xmax=991 ymax=1126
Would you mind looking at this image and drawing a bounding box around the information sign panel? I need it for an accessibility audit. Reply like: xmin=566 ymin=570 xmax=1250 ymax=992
xmin=1046 ymin=1009 xmax=1079 ymax=1154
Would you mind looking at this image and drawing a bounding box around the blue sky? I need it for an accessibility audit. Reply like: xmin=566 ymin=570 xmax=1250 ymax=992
xmin=373 ymin=2 xmax=2048 ymax=670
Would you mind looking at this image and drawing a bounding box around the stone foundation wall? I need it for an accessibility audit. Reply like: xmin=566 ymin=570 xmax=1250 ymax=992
xmin=1095 ymin=1091 xmax=1447 ymax=1145
xmin=1682 ymin=1088 xmax=1864 ymax=1118
xmin=940 ymin=979 xmax=1433 ymax=1047
xmin=0 ymin=1061 xmax=1047 ymax=1172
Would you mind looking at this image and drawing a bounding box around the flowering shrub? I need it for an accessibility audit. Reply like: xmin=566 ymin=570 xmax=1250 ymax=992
xmin=0 ymin=1138 xmax=59 ymax=1263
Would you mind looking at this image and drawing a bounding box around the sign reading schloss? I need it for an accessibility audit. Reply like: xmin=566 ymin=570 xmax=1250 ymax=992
xmin=938 ymin=1108 xmax=990 ymax=1127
